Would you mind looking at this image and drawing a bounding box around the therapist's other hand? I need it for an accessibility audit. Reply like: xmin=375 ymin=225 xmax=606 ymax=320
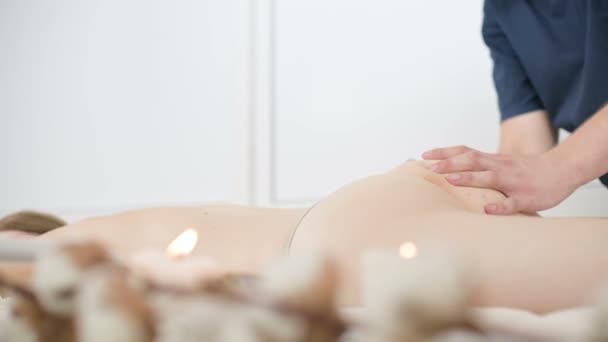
xmin=421 ymin=146 xmax=577 ymax=215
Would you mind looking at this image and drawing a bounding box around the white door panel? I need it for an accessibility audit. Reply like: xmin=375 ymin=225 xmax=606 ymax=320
xmin=274 ymin=0 xmax=497 ymax=201
xmin=0 ymin=0 xmax=251 ymax=214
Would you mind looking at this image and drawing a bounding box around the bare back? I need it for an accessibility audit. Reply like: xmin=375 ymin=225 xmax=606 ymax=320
xmin=3 ymin=161 xmax=608 ymax=313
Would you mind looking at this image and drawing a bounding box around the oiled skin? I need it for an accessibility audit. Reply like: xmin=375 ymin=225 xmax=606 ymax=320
xmin=3 ymin=161 xmax=608 ymax=314
xmin=41 ymin=206 xmax=306 ymax=274
xmin=292 ymin=162 xmax=608 ymax=312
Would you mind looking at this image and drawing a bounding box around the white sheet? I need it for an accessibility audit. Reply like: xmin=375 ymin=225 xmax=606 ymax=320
xmin=340 ymin=306 xmax=592 ymax=341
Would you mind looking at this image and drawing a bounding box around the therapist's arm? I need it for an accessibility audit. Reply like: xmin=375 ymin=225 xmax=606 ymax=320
xmin=422 ymin=104 xmax=608 ymax=214
xmin=499 ymin=110 xmax=557 ymax=155
xmin=547 ymin=103 xmax=608 ymax=189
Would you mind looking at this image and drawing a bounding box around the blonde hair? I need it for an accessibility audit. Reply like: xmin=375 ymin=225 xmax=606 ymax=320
xmin=0 ymin=210 xmax=66 ymax=235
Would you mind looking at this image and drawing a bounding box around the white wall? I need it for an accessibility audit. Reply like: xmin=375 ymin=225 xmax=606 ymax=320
xmin=273 ymin=0 xmax=497 ymax=202
xmin=266 ymin=0 xmax=608 ymax=216
xmin=0 ymin=0 xmax=252 ymax=217
xmin=1 ymin=0 xmax=606 ymax=219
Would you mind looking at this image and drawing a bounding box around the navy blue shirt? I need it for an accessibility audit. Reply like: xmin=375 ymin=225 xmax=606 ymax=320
xmin=482 ymin=0 xmax=608 ymax=186
xmin=482 ymin=0 xmax=608 ymax=132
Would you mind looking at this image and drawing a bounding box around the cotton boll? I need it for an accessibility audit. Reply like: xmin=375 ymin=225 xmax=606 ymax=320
xmin=0 ymin=317 xmax=38 ymax=342
xmin=76 ymin=268 xmax=155 ymax=342
xmin=261 ymin=255 xmax=346 ymax=342
xmin=154 ymin=296 xmax=253 ymax=342
xmin=0 ymin=288 xmax=74 ymax=342
xmin=78 ymin=306 xmax=147 ymax=342
xmin=2 ymin=301 xmax=39 ymax=342
xmin=219 ymin=305 xmax=308 ymax=342
xmin=0 ymin=281 xmax=38 ymax=342
xmin=428 ymin=330 xmax=491 ymax=342
xmin=152 ymin=291 xmax=308 ymax=342
xmin=159 ymin=298 xmax=243 ymax=342
xmin=33 ymin=252 xmax=80 ymax=316
xmin=209 ymin=303 xmax=307 ymax=342
xmin=33 ymin=241 xmax=111 ymax=316
xmin=151 ymin=294 xmax=223 ymax=342
xmin=242 ymin=306 xmax=308 ymax=342
xmin=0 ymin=296 xmax=10 ymax=321
xmin=154 ymin=295 xmax=256 ymax=342
xmin=588 ymin=287 xmax=608 ymax=342
xmin=203 ymin=273 xmax=260 ymax=297
xmin=0 ymin=296 xmax=38 ymax=342
xmin=262 ymin=254 xmax=338 ymax=311
xmin=362 ymin=250 xmax=473 ymax=341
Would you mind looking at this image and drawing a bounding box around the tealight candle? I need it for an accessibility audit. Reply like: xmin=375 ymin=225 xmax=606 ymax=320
xmin=399 ymin=241 xmax=418 ymax=259
xmin=166 ymin=228 xmax=198 ymax=259
xmin=128 ymin=229 xmax=224 ymax=289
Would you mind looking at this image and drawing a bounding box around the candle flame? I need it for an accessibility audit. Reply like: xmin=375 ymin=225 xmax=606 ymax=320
xmin=399 ymin=242 xmax=418 ymax=259
xmin=166 ymin=228 xmax=198 ymax=259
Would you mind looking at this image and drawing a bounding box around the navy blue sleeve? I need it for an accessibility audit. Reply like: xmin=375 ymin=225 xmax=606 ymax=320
xmin=482 ymin=1 xmax=544 ymax=121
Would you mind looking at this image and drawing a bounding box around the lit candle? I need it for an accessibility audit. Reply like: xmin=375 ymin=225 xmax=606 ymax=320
xmin=399 ymin=241 xmax=418 ymax=259
xmin=128 ymin=229 xmax=223 ymax=289
xmin=166 ymin=228 xmax=198 ymax=259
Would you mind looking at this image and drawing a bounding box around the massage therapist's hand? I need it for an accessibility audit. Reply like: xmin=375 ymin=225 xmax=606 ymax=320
xmin=421 ymin=146 xmax=579 ymax=215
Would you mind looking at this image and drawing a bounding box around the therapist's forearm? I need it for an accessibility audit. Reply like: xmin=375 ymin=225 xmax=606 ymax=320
xmin=499 ymin=110 xmax=557 ymax=155
xmin=546 ymin=103 xmax=608 ymax=187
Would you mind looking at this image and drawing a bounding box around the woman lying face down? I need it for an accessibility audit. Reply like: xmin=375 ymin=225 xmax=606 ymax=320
xmin=2 ymin=160 xmax=608 ymax=315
